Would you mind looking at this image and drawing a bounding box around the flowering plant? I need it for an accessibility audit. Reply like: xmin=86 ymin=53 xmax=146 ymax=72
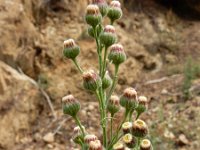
xmin=62 ymin=0 xmax=153 ymax=149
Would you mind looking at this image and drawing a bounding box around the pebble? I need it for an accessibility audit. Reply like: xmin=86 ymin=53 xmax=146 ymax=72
xmin=43 ymin=132 xmax=55 ymax=143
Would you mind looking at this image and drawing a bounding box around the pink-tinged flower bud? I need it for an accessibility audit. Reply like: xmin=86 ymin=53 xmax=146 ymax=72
xmin=102 ymin=71 xmax=112 ymax=89
xmin=84 ymin=134 xmax=98 ymax=144
xmin=107 ymin=0 xmax=122 ymax=24
xmin=74 ymin=126 xmax=86 ymax=134
xmin=62 ymin=95 xmax=80 ymax=117
xmin=85 ymin=4 xmax=102 ymax=28
xmin=136 ymin=96 xmax=148 ymax=115
xmin=89 ymin=140 xmax=103 ymax=150
xmin=100 ymin=25 xmax=117 ymax=48
xmin=108 ymin=44 xmax=126 ymax=66
xmin=140 ymin=139 xmax=153 ymax=150
xmin=63 ymin=39 xmax=80 ymax=59
xmin=132 ymin=119 xmax=148 ymax=138
xmin=113 ymin=142 xmax=125 ymax=150
xmin=122 ymin=133 xmax=137 ymax=148
xmin=93 ymin=0 xmax=108 ymax=17
xmin=120 ymin=87 xmax=138 ymax=111
xmin=83 ymin=69 xmax=101 ymax=91
xmin=107 ymin=95 xmax=120 ymax=115
xmin=122 ymin=122 xmax=132 ymax=134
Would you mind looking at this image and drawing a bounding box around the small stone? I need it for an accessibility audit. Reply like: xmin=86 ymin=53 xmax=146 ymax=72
xmin=43 ymin=132 xmax=55 ymax=143
xmin=88 ymin=104 xmax=94 ymax=111
xmin=161 ymin=89 xmax=168 ymax=95
xmin=177 ymin=134 xmax=189 ymax=146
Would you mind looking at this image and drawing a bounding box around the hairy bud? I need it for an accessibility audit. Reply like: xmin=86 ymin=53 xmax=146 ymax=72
xmin=132 ymin=119 xmax=148 ymax=138
xmin=85 ymin=4 xmax=102 ymax=27
xmin=84 ymin=134 xmax=98 ymax=144
xmin=102 ymin=71 xmax=112 ymax=89
xmin=140 ymin=139 xmax=153 ymax=150
xmin=108 ymin=44 xmax=126 ymax=66
xmin=93 ymin=0 xmax=108 ymax=17
xmin=120 ymin=87 xmax=138 ymax=110
xmin=83 ymin=69 xmax=101 ymax=91
xmin=107 ymin=0 xmax=122 ymax=23
xmin=63 ymin=39 xmax=80 ymax=59
xmin=122 ymin=122 xmax=132 ymax=134
xmin=89 ymin=140 xmax=103 ymax=150
xmin=136 ymin=96 xmax=148 ymax=115
xmin=100 ymin=25 xmax=117 ymax=47
xmin=113 ymin=142 xmax=125 ymax=150
xmin=123 ymin=133 xmax=137 ymax=148
xmin=62 ymin=95 xmax=80 ymax=117
xmin=107 ymin=95 xmax=120 ymax=115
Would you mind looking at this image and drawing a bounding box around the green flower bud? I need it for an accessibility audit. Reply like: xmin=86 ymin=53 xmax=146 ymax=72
xmin=85 ymin=4 xmax=102 ymax=28
xmin=84 ymin=134 xmax=98 ymax=144
xmin=72 ymin=126 xmax=85 ymax=144
xmin=120 ymin=87 xmax=138 ymax=111
xmin=108 ymin=44 xmax=126 ymax=66
xmin=100 ymin=25 xmax=117 ymax=48
xmin=107 ymin=0 xmax=122 ymax=23
xmin=107 ymin=95 xmax=120 ymax=115
xmin=140 ymin=139 xmax=153 ymax=150
xmin=83 ymin=69 xmax=101 ymax=91
xmin=136 ymin=96 xmax=148 ymax=115
xmin=89 ymin=140 xmax=103 ymax=150
xmin=62 ymin=95 xmax=80 ymax=117
xmin=113 ymin=142 xmax=125 ymax=150
xmin=132 ymin=119 xmax=148 ymax=138
xmin=123 ymin=133 xmax=137 ymax=148
xmin=63 ymin=39 xmax=80 ymax=59
xmin=93 ymin=0 xmax=108 ymax=17
xmin=102 ymin=71 xmax=112 ymax=89
xmin=122 ymin=122 xmax=132 ymax=134
xmin=88 ymin=24 xmax=103 ymax=38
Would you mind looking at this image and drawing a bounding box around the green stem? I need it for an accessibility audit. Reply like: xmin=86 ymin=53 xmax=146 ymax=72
xmin=107 ymin=65 xmax=119 ymax=103
xmin=136 ymin=111 xmax=141 ymax=120
xmin=72 ymin=58 xmax=83 ymax=74
xmin=136 ymin=137 xmax=141 ymax=150
xmin=108 ymin=109 xmax=129 ymax=148
xmin=102 ymin=46 xmax=108 ymax=78
xmin=129 ymin=110 xmax=134 ymax=121
xmin=73 ymin=116 xmax=85 ymax=136
xmin=110 ymin=113 xmax=114 ymax=141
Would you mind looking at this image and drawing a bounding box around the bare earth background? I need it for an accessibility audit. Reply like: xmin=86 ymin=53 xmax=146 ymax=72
xmin=0 ymin=0 xmax=200 ymax=149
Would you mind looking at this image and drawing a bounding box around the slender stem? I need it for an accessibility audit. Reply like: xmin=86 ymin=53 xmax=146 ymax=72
xmin=110 ymin=113 xmax=114 ymax=141
xmin=129 ymin=110 xmax=134 ymax=121
xmin=107 ymin=65 xmax=119 ymax=103
xmin=102 ymin=46 xmax=108 ymax=78
xmin=72 ymin=58 xmax=83 ymax=73
xmin=108 ymin=109 xmax=129 ymax=148
xmin=136 ymin=111 xmax=141 ymax=120
xmin=73 ymin=116 xmax=85 ymax=136
xmin=136 ymin=137 xmax=141 ymax=150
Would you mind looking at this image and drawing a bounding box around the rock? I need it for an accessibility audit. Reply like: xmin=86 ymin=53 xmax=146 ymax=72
xmin=0 ymin=61 xmax=41 ymax=149
xmin=177 ymin=134 xmax=189 ymax=146
xmin=43 ymin=132 xmax=55 ymax=143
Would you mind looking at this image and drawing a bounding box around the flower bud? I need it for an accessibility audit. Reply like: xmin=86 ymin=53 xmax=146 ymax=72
xmin=93 ymin=0 xmax=108 ymax=17
xmin=72 ymin=126 xmax=85 ymax=144
xmin=62 ymin=95 xmax=80 ymax=117
xmin=84 ymin=134 xmax=98 ymax=144
xmin=63 ymin=39 xmax=80 ymax=59
xmin=89 ymin=140 xmax=103 ymax=150
xmin=140 ymin=139 xmax=153 ymax=150
xmin=74 ymin=126 xmax=86 ymax=134
xmin=136 ymin=96 xmax=148 ymax=114
xmin=100 ymin=25 xmax=117 ymax=47
xmin=107 ymin=0 xmax=122 ymax=23
xmin=107 ymin=95 xmax=120 ymax=115
xmin=113 ymin=142 xmax=125 ymax=150
xmin=122 ymin=122 xmax=132 ymax=134
xmin=88 ymin=24 xmax=103 ymax=38
xmin=102 ymin=71 xmax=112 ymax=89
xmin=83 ymin=69 xmax=101 ymax=91
xmin=120 ymin=87 xmax=138 ymax=111
xmin=132 ymin=119 xmax=148 ymax=138
xmin=122 ymin=133 xmax=137 ymax=148
xmin=85 ymin=4 xmax=102 ymax=28
xmin=108 ymin=44 xmax=126 ymax=66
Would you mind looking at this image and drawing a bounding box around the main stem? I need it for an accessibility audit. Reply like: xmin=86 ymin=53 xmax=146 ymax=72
xmin=110 ymin=113 xmax=114 ymax=141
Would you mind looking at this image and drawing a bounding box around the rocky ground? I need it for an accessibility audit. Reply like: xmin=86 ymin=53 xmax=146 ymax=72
xmin=0 ymin=0 xmax=200 ymax=150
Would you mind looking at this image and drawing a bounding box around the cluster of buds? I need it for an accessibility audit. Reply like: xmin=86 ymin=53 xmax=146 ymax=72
xmin=61 ymin=0 xmax=153 ymax=149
